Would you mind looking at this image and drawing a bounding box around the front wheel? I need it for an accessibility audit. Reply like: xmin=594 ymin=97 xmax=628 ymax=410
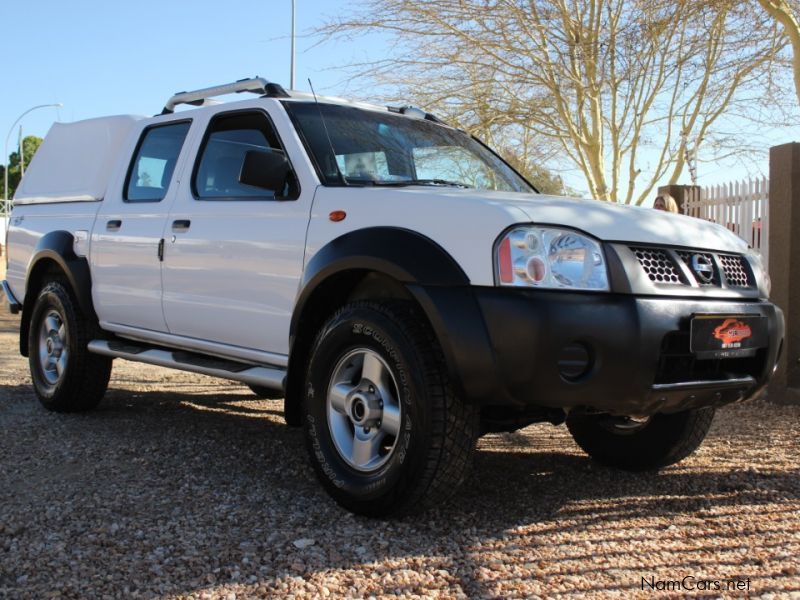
xmin=28 ymin=279 xmax=112 ymax=412
xmin=303 ymin=301 xmax=479 ymax=517
xmin=566 ymin=408 xmax=715 ymax=471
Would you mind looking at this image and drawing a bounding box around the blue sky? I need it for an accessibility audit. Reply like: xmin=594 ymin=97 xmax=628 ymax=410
xmin=0 ymin=1 xmax=364 ymax=140
xmin=2 ymin=0 xmax=799 ymax=197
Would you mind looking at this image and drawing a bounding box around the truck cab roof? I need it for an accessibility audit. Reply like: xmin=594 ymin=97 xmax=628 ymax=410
xmin=14 ymin=78 xmax=444 ymax=207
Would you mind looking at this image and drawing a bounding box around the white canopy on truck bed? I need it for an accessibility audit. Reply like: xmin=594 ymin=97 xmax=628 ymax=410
xmin=13 ymin=115 xmax=143 ymax=205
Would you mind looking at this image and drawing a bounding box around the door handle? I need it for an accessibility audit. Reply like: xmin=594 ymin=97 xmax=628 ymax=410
xmin=172 ymin=219 xmax=191 ymax=232
xmin=106 ymin=219 xmax=122 ymax=231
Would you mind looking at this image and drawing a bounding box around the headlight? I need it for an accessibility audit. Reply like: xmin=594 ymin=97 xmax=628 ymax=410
xmin=496 ymin=226 xmax=609 ymax=291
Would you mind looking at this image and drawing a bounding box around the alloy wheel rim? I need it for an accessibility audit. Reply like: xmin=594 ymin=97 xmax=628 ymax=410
xmin=326 ymin=348 xmax=402 ymax=472
xmin=38 ymin=310 xmax=68 ymax=386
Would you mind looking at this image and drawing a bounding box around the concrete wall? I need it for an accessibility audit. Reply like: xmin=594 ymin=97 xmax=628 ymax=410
xmin=768 ymin=143 xmax=800 ymax=401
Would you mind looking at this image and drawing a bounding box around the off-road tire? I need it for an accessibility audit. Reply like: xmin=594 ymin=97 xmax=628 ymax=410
xmin=303 ymin=300 xmax=479 ymax=517
xmin=566 ymin=408 xmax=715 ymax=471
xmin=28 ymin=279 xmax=112 ymax=412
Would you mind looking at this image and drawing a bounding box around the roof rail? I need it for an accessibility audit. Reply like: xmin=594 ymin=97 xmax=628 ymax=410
xmin=160 ymin=77 xmax=289 ymax=115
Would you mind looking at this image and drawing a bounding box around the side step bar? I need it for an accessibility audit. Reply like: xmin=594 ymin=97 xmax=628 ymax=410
xmin=87 ymin=339 xmax=285 ymax=392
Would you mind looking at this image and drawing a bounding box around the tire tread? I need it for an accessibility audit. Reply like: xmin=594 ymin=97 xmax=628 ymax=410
xmin=567 ymin=407 xmax=715 ymax=471
xmin=305 ymin=300 xmax=479 ymax=516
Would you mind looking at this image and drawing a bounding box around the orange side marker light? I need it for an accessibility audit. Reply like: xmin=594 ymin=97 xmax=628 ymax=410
xmin=329 ymin=210 xmax=347 ymax=222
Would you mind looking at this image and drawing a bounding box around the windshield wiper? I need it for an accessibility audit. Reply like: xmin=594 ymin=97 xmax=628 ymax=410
xmin=370 ymin=178 xmax=471 ymax=188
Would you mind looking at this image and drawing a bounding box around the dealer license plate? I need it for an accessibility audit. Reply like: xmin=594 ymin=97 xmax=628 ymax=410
xmin=689 ymin=315 xmax=768 ymax=359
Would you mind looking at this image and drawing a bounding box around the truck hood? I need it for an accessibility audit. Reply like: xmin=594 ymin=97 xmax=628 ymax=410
xmin=312 ymin=186 xmax=750 ymax=287
xmin=444 ymin=189 xmax=749 ymax=253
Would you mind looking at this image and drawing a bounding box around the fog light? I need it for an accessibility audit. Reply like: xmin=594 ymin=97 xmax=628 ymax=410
xmin=558 ymin=342 xmax=593 ymax=381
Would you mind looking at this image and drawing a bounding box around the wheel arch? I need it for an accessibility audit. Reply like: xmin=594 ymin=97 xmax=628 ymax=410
xmin=284 ymin=227 xmax=498 ymax=425
xmin=20 ymin=231 xmax=97 ymax=357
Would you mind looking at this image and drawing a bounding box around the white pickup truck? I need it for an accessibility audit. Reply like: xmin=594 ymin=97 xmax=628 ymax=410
xmin=2 ymin=78 xmax=784 ymax=516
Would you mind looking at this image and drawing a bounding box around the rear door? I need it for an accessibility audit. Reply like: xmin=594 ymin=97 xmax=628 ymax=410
xmin=91 ymin=120 xmax=193 ymax=332
xmin=161 ymin=105 xmax=314 ymax=356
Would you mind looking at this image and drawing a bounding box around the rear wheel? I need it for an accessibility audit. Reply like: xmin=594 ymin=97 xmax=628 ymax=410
xmin=28 ymin=279 xmax=112 ymax=412
xmin=566 ymin=408 xmax=715 ymax=471
xmin=303 ymin=301 xmax=479 ymax=516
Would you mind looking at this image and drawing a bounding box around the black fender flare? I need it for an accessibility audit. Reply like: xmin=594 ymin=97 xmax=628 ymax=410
xmin=19 ymin=231 xmax=96 ymax=356
xmin=290 ymin=227 xmax=500 ymax=404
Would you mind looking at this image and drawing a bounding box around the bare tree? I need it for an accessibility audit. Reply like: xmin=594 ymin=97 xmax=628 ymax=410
xmin=321 ymin=0 xmax=785 ymax=203
xmin=757 ymin=0 xmax=800 ymax=105
xmin=420 ymin=63 xmax=569 ymax=193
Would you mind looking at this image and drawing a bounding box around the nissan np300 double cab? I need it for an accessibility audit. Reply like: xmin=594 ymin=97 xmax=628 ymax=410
xmin=2 ymin=78 xmax=784 ymax=516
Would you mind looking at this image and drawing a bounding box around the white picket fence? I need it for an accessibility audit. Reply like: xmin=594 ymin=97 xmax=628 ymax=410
xmin=683 ymin=177 xmax=769 ymax=269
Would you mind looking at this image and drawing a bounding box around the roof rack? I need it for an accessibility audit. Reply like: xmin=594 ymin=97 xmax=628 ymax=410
xmin=160 ymin=77 xmax=289 ymax=115
xmin=387 ymin=105 xmax=447 ymax=125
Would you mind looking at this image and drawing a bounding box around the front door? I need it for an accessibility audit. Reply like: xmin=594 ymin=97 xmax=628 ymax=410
xmin=161 ymin=108 xmax=311 ymax=356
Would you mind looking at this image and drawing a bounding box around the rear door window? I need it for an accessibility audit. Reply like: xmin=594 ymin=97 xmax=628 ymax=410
xmin=125 ymin=121 xmax=191 ymax=202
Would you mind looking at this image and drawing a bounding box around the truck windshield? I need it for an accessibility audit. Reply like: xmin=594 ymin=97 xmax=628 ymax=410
xmin=283 ymin=102 xmax=533 ymax=193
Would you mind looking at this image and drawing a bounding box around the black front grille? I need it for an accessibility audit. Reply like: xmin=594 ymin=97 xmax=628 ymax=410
xmin=655 ymin=331 xmax=766 ymax=385
xmin=631 ymin=247 xmax=684 ymax=284
xmin=629 ymin=246 xmax=756 ymax=289
xmin=719 ymin=254 xmax=753 ymax=287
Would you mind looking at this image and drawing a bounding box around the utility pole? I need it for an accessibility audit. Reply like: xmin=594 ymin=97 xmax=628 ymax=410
xmin=290 ymin=0 xmax=296 ymax=89
xmin=681 ymin=131 xmax=698 ymax=186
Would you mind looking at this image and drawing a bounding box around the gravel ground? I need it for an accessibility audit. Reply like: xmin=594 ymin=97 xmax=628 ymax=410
xmin=1 ymin=275 xmax=800 ymax=598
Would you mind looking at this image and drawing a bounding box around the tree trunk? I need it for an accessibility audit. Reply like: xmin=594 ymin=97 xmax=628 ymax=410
xmin=758 ymin=0 xmax=800 ymax=106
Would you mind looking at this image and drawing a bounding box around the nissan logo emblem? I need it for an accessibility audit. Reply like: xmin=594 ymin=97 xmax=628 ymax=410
xmin=691 ymin=254 xmax=714 ymax=283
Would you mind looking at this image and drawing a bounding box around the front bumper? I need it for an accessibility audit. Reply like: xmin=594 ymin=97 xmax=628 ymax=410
xmin=414 ymin=286 xmax=783 ymax=416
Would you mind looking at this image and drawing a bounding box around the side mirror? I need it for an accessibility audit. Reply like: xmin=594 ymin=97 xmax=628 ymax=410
xmin=239 ymin=149 xmax=292 ymax=193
